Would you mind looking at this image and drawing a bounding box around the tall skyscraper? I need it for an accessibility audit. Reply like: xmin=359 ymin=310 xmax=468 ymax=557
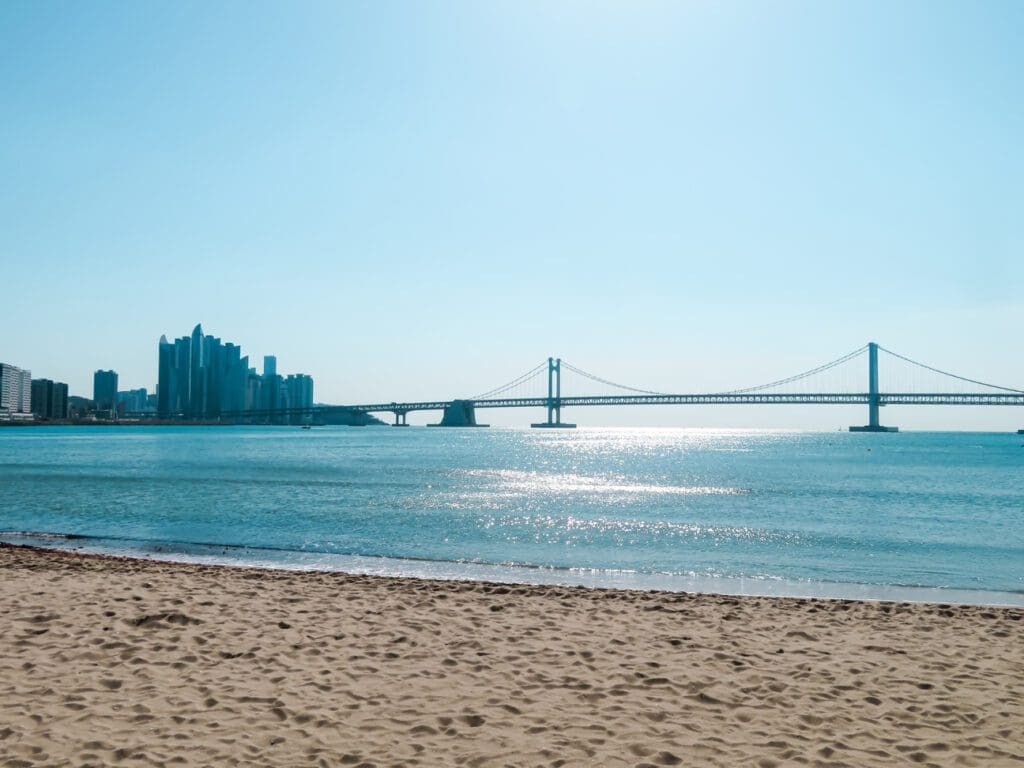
xmin=157 ymin=335 xmax=175 ymax=418
xmin=173 ymin=335 xmax=191 ymax=413
xmin=263 ymin=356 xmax=277 ymax=377
xmin=202 ymin=332 xmax=222 ymax=417
xmin=189 ymin=324 xmax=205 ymax=419
xmin=0 ymin=363 xmax=32 ymax=415
xmin=93 ymin=370 xmax=118 ymax=411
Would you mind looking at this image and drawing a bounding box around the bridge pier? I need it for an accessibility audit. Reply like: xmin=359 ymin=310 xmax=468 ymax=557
xmin=849 ymin=342 xmax=898 ymax=433
xmin=531 ymin=357 xmax=576 ymax=429
xmin=531 ymin=420 xmax=577 ymax=428
xmin=392 ymin=411 xmax=409 ymax=427
xmin=429 ymin=399 xmax=489 ymax=427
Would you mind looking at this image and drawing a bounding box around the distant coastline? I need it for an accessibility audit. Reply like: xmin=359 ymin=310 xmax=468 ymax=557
xmin=1 ymin=421 xmax=250 ymax=428
xmin=0 ymin=412 xmax=386 ymax=428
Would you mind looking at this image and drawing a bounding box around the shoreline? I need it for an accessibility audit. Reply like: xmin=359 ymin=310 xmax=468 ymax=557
xmin=1 ymin=543 xmax=1021 ymax=766
xmin=0 ymin=421 xmax=373 ymax=428
xmin=3 ymin=534 xmax=1022 ymax=609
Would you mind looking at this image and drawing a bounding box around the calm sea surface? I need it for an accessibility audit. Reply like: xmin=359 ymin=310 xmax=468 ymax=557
xmin=1 ymin=426 xmax=1021 ymax=605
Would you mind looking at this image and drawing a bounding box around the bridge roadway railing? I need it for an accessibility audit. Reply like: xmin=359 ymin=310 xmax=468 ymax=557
xmin=463 ymin=392 xmax=1024 ymax=409
xmin=479 ymin=393 xmax=1024 ymax=409
xmin=877 ymin=393 xmax=1024 ymax=406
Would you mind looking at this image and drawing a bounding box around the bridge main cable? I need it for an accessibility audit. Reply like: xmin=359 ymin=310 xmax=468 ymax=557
xmin=472 ymin=360 xmax=550 ymax=400
xmin=722 ymin=344 xmax=868 ymax=395
xmin=559 ymin=361 xmax=668 ymax=395
xmin=877 ymin=345 xmax=1024 ymax=394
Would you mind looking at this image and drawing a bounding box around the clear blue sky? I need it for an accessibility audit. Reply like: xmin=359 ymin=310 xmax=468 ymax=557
xmin=2 ymin=1 xmax=1021 ymax=428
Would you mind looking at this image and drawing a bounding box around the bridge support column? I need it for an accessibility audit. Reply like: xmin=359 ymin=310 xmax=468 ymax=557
xmin=850 ymin=342 xmax=898 ymax=432
xmin=392 ymin=411 xmax=409 ymax=427
xmin=429 ymin=400 xmax=489 ymax=427
xmin=531 ymin=357 xmax=576 ymax=429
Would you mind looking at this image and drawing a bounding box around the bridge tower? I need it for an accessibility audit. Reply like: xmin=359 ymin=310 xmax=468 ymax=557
xmin=849 ymin=342 xmax=898 ymax=433
xmin=531 ymin=357 xmax=576 ymax=429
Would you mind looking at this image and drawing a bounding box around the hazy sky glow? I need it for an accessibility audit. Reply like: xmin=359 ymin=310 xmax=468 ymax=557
xmin=2 ymin=1 xmax=1022 ymax=428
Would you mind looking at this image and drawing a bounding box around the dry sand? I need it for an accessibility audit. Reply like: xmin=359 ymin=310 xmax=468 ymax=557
xmin=0 ymin=545 xmax=1021 ymax=768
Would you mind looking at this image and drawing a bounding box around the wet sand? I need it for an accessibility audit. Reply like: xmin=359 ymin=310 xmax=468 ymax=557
xmin=0 ymin=544 xmax=1021 ymax=767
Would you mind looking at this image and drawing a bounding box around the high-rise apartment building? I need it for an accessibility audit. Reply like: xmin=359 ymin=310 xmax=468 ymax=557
xmin=53 ymin=381 xmax=69 ymax=419
xmin=263 ymin=373 xmax=283 ymax=418
xmin=0 ymin=363 xmax=32 ymax=416
xmin=218 ymin=343 xmax=248 ymax=415
xmin=31 ymin=379 xmax=69 ymax=420
xmin=245 ymin=368 xmax=263 ymax=412
xmin=285 ymin=374 xmax=314 ymax=410
xmin=116 ymin=388 xmax=149 ymax=414
xmin=93 ymin=370 xmax=118 ymax=411
xmin=30 ymin=379 xmax=48 ymax=417
xmin=158 ymin=334 xmax=193 ymax=418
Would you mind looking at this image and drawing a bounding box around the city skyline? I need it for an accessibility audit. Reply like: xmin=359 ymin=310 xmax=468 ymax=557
xmin=0 ymin=321 xmax=316 ymax=422
xmin=2 ymin=2 xmax=1021 ymax=428
xmin=157 ymin=323 xmax=313 ymax=421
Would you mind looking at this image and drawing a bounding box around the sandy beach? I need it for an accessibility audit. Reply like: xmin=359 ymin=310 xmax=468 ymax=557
xmin=0 ymin=545 xmax=1020 ymax=767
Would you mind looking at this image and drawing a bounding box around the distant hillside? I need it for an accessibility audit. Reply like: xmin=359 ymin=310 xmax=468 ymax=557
xmin=314 ymin=407 xmax=386 ymax=426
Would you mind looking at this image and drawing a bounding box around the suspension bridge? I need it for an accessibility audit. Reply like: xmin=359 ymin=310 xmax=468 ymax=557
xmin=220 ymin=342 xmax=1024 ymax=431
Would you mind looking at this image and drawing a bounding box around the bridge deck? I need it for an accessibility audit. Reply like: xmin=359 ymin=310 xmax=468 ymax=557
xmin=338 ymin=393 xmax=1024 ymax=413
xmin=212 ymin=392 xmax=1024 ymax=420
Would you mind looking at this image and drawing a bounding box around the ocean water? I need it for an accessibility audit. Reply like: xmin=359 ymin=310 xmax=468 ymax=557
xmin=1 ymin=426 xmax=1022 ymax=605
